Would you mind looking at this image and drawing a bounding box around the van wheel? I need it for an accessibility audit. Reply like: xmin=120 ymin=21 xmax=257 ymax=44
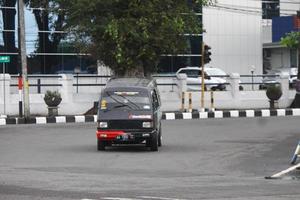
xmin=150 ymin=133 xmax=158 ymax=151
xmin=158 ymin=127 xmax=162 ymax=147
xmin=97 ymin=139 xmax=105 ymax=151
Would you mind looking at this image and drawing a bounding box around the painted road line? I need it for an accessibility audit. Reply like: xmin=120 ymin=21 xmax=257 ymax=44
xmin=36 ymin=117 xmax=47 ymax=124
xmin=55 ymin=116 xmax=66 ymax=123
xmin=102 ymin=198 xmax=140 ymax=200
xmin=266 ymin=163 xmax=300 ymax=179
xmin=229 ymin=110 xmax=239 ymax=117
xmin=261 ymin=109 xmax=270 ymax=117
xmin=277 ymin=109 xmax=286 ymax=116
xmin=165 ymin=113 xmax=175 ymax=120
xmin=75 ymin=115 xmax=85 ymax=123
xmin=199 ymin=111 xmax=208 ymax=119
xmin=292 ymin=108 xmax=300 ymax=116
xmin=0 ymin=118 xmax=6 ymax=125
xmin=182 ymin=112 xmax=192 ymax=120
xmin=214 ymin=111 xmax=223 ymax=118
xmin=139 ymin=196 xmax=187 ymax=200
xmin=246 ymin=110 xmax=255 ymax=117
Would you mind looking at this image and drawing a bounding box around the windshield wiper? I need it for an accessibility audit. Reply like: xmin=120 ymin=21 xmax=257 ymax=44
xmin=116 ymin=94 xmax=141 ymax=110
xmin=105 ymin=91 xmax=137 ymax=110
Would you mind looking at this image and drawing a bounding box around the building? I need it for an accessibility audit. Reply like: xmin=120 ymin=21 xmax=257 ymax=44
xmin=203 ymin=0 xmax=263 ymax=76
xmin=263 ymin=1 xmax=300 ymax=73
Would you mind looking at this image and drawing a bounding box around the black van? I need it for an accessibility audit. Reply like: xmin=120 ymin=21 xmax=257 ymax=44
xmin=96 ymin=78 xmax=162 ymax=151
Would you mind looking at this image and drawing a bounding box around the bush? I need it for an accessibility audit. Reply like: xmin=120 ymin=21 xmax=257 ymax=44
xmin=266 ymin=84 xmax=282 ymax=101
xmin=44 ymin=90 xmax=62 ymax=107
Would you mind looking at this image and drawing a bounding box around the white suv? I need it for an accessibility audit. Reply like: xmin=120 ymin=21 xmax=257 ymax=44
xmin=176 ymin=67 xmax=227 ymax=91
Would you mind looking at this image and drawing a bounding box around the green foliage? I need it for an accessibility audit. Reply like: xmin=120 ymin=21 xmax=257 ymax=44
xmin=58 ymin=0 xmax=213 ymax=76
xmin=280 ymin=31 xmax=300 ymax=49
xmin=44 ymin=90 xmax=62 ymax=107
xmin=266 ymin=84 xmax=282 ymax=101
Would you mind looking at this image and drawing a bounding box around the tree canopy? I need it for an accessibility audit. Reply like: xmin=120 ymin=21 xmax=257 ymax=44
xmin=60 ymin=0 xmax=213 ymax=77
xmin=281 ymin=31 xmax=300 ymax=78
xmin=281 ymin=31 xmax=300 ymax=107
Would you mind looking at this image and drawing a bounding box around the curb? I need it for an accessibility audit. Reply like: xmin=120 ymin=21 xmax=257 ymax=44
xmin=1 ymin=108 xmax=300 ymax=126
xmin=163 ymin=108 xmax=300 ymax=120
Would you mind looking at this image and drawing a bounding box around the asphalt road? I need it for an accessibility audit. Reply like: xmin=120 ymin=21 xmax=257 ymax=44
xmin=1 ymin=117 xmax=300 ymax=200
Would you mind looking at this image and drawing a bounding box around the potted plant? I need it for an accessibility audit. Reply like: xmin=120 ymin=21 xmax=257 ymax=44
xmin=266 ymin=84 xmax=282 ymax=109
xmin=44 ymin=90 xmax=62 ymax=116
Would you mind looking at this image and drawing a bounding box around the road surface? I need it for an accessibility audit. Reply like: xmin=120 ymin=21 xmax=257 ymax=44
xmin=0 ymin=117 xmax=300 ymax=199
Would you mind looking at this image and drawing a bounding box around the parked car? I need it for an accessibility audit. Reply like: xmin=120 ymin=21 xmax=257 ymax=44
xmin=96 ymin=78 xmax=162 ymax=151
xmin=176 ymin=67 xmax=227 ymax=91
xmin=259 ymin=68 xmax=298 ymax=89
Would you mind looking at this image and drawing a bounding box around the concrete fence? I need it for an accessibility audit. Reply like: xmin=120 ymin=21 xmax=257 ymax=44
xmin=0 ymin=73 xmax=297 ymax=116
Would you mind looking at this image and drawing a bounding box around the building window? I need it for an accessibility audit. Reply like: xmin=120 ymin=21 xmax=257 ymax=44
xmin=262 ymin=0 xmax=280 ymax=19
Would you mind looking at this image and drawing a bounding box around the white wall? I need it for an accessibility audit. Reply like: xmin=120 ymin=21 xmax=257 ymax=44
xmin=280 ymin=2 xmax=300 ymax=16
xmin=203 ymin=0 xmax=263 ymax=76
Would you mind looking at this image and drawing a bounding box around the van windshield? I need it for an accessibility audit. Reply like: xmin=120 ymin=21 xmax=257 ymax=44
xmin=100 ymin=91 xmax=151 ymax=111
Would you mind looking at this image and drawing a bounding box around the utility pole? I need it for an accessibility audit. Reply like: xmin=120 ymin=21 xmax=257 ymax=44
xmin=18 ymin=0 xmax=30 ymax=119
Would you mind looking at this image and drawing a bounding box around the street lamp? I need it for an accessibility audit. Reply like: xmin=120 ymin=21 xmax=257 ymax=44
xmin=250 ymin=65 xmax=256 ymax=91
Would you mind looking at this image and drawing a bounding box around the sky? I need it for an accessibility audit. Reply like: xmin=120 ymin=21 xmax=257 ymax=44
xmin=25 ymin=9 xmax=38 ymax=54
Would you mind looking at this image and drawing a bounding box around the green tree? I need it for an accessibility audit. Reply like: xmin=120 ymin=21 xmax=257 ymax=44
xmin=59 ymin=0 xmax=214 ymax=77
xmin=281 ymin=31 xmax=300 ymax=107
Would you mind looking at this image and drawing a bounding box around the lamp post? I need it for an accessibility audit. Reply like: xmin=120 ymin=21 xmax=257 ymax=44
xmin=250 ymin=65 xmax=256 ymax=91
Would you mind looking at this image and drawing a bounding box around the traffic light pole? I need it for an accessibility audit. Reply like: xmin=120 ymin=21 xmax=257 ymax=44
xmin=200 ymin=42 xmax=205 ymax=112
xmin=18 ymin=0 xmax=30 ymax=119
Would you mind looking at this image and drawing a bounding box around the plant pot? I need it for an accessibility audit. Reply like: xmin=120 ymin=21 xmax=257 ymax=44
xmin=44 ymin=98 xmax=62 ymax=107
xmin=269 ymin=100 xmax=278 ymax=109
xmin=48 ymin=106 xmax=59 ymax=117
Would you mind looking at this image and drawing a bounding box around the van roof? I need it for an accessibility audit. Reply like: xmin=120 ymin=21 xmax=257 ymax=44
xmin=105 ymin=78 xmax=155 ymax=89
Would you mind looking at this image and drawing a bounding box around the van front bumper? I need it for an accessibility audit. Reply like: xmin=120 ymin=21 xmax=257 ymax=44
xmin=96 ymin=129 xmax=155 ymax=142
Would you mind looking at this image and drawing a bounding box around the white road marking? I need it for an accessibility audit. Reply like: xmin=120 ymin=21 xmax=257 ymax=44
xmin=214 ymin=111 xmax=223 ymax=118
xmin=0 ymin=118 xmax=6 ymax=125
xmin=36 ymin=117 xmax=47 ymax=124
xmin=75 ymin=115 xmax=85 ymax=123
xmin=269 ymin=163 xmax=300 ymax=178
xmin=261 ymin=109 xmax=270 ymax=117
xmin=229 ymin=110 xmax=239 ymax=118
xmin=277 ymin=109 xmax=286 ymax=116
xmin=245 ymin=110 xmax=255 ymax=117
xmin=55 ymin=116 xmax=66 ymax=123
xmin=102 ymin=198 xmax=141 ymax=200
xmin=165 ymin=113 xmax=175 ymax=120
xmin=139 ymin=196 xmax=187 ymax=200
xmin=182 ymin=112 xmax=192 ymax=119
xmin=199 ymin=112 xmax=208 ymax=119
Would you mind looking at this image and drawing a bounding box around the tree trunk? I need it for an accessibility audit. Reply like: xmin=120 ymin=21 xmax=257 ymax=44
xmin=2 ymin=0 xmax=18 ymax=74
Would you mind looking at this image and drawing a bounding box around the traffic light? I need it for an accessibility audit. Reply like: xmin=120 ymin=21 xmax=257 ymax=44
xmin=204 ymin=44 xmax=211 ymax=64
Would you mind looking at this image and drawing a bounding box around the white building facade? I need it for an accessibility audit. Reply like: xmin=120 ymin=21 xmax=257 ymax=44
xmin=203 ymin=0 xmax=263 ymax=75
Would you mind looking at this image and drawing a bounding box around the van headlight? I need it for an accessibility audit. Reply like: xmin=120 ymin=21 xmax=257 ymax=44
xmin=98 ymin=121 xmax=108 ymax=128
xmin=142 ymin=122 xmax=153 ymax=128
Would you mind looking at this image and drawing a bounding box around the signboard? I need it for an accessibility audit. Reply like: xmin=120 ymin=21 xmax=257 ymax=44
xmin=0 ymin=56 xmax=10 ymax=63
